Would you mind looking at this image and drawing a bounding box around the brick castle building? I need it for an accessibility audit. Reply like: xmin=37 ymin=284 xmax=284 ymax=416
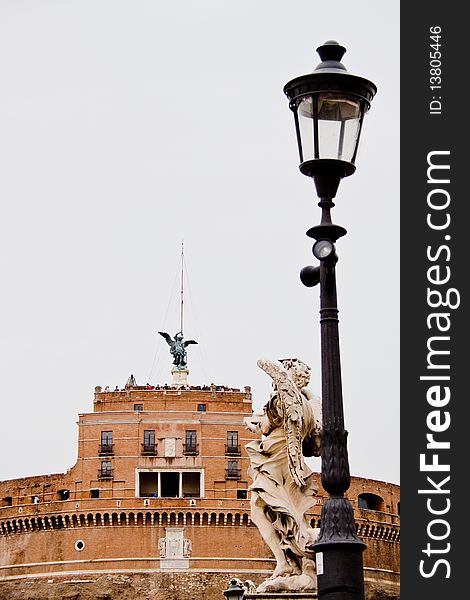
xmin=0 ymin=371 xmax=400 ymax=599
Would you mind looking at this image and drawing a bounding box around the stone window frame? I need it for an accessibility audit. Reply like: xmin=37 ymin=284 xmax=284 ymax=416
xmin=135 ymin=467 xmax=205 ymax=499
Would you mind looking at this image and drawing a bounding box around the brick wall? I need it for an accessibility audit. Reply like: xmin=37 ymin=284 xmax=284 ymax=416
xmin=0 ymin=384 xmax=399 ymax=596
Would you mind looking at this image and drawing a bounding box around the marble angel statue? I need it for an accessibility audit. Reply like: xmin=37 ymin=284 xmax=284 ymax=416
xmin=244 ymin=357 xmax=322 ymax=593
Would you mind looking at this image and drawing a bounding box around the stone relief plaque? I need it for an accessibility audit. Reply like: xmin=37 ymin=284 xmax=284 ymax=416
xmin=164 ymin=438 xmax=176 ymax=457
xmin=158 ymin=528 xmax=191 ymax=569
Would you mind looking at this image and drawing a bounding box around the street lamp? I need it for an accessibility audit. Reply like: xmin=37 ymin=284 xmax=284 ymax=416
xmin=284 ymin=41 xmax=377 ymax=600
xmin=223 ymin=578 xmax=245 ymax=600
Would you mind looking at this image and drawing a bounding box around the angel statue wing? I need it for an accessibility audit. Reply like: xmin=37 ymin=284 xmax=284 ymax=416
xmin=184 ymin=339 xmax=198 ymax=347
xmin=257 ymin=358 xmax=306 ymax=488
xmin=158 ymin=331 xmax=173 ymax=345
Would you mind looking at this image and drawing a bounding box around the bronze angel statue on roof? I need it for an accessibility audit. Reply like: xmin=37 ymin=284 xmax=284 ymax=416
xmin=244 ymin=358 xmax=322 ymax=594
xmin=158 ymin=331 xmax=198 ymax=369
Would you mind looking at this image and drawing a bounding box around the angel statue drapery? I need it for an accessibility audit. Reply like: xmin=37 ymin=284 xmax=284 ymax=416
xmin=244 ymin=357 xmax=322 ymax=594
xmin=158 ymin=331 xmax=198 ymax=369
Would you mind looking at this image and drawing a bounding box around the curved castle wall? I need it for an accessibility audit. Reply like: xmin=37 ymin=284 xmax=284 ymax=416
xmin=0 ymin=478 xmax=399 ymax=589
xmin=0 ymin=385 xmax=400 ymax=599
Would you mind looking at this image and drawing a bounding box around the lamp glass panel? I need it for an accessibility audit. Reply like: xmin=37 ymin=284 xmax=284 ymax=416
xmin=298 ymin=93 xmax=363 ymax=163
xmin=297 ymin=96 xmax=315 ymax=162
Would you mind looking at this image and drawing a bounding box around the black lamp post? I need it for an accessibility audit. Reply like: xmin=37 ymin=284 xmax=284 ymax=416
xmin=284 ymin=41 xmax=377 ymax=600
xmin=223 ymin=578 xmax=245 ymax=600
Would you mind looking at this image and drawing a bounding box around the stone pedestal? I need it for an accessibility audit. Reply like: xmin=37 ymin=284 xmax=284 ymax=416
xmin=244 ymin=594 xmax=316 ymax=600
xmin=171 ymin=367 xmax=188 ymax=386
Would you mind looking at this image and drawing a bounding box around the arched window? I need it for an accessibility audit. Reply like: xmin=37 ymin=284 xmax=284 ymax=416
xmin=358 ymin=493 xmax=384 ymax=511
xmin=57 ymin=489 xmax=70 ymax=501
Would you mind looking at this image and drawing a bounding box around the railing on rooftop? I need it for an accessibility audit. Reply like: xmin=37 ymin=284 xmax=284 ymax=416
xmin=96 ymin=384 xmax=248 ymax=394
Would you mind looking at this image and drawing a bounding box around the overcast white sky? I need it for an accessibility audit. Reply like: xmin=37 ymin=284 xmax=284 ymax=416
xmin=0 ymin=1 xmax=399 ymax=485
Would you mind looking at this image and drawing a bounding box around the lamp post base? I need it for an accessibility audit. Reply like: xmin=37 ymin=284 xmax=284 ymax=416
xmin=244 ymin=594 xmax=317 ymax=599
xmin=314 ymin=541 xmax=366 ymax=600
xmin=314 ymin=495 xmax=366 ymax=600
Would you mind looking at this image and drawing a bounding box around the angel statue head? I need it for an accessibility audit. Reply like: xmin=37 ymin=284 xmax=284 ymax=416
xmin=278 ymin=358 xmax=311 ymax=390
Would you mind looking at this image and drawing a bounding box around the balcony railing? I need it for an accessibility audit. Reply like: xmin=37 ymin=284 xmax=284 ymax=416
xmin=98 ymin=469 xmax=113 ymax=480
xmin=183 ymin=443 xmax=199 ymax=456
xmin=225 ymin=444 xmax=241 ymax=456
xmin=141 ymin=443 xmax=158 ymax=456
xmin=98 ymin=444 xmax=114 ymax=455
xmin=225 ymin=468 xmax=241 ymax=480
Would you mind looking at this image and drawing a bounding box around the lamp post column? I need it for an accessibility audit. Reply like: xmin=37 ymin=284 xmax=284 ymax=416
xmin=309 ymin=198 xmax=366 ymax=600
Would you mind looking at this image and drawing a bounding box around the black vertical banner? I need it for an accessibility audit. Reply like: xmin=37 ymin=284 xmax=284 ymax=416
xmin=401 ymin=3 xmax=466 ymax=600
